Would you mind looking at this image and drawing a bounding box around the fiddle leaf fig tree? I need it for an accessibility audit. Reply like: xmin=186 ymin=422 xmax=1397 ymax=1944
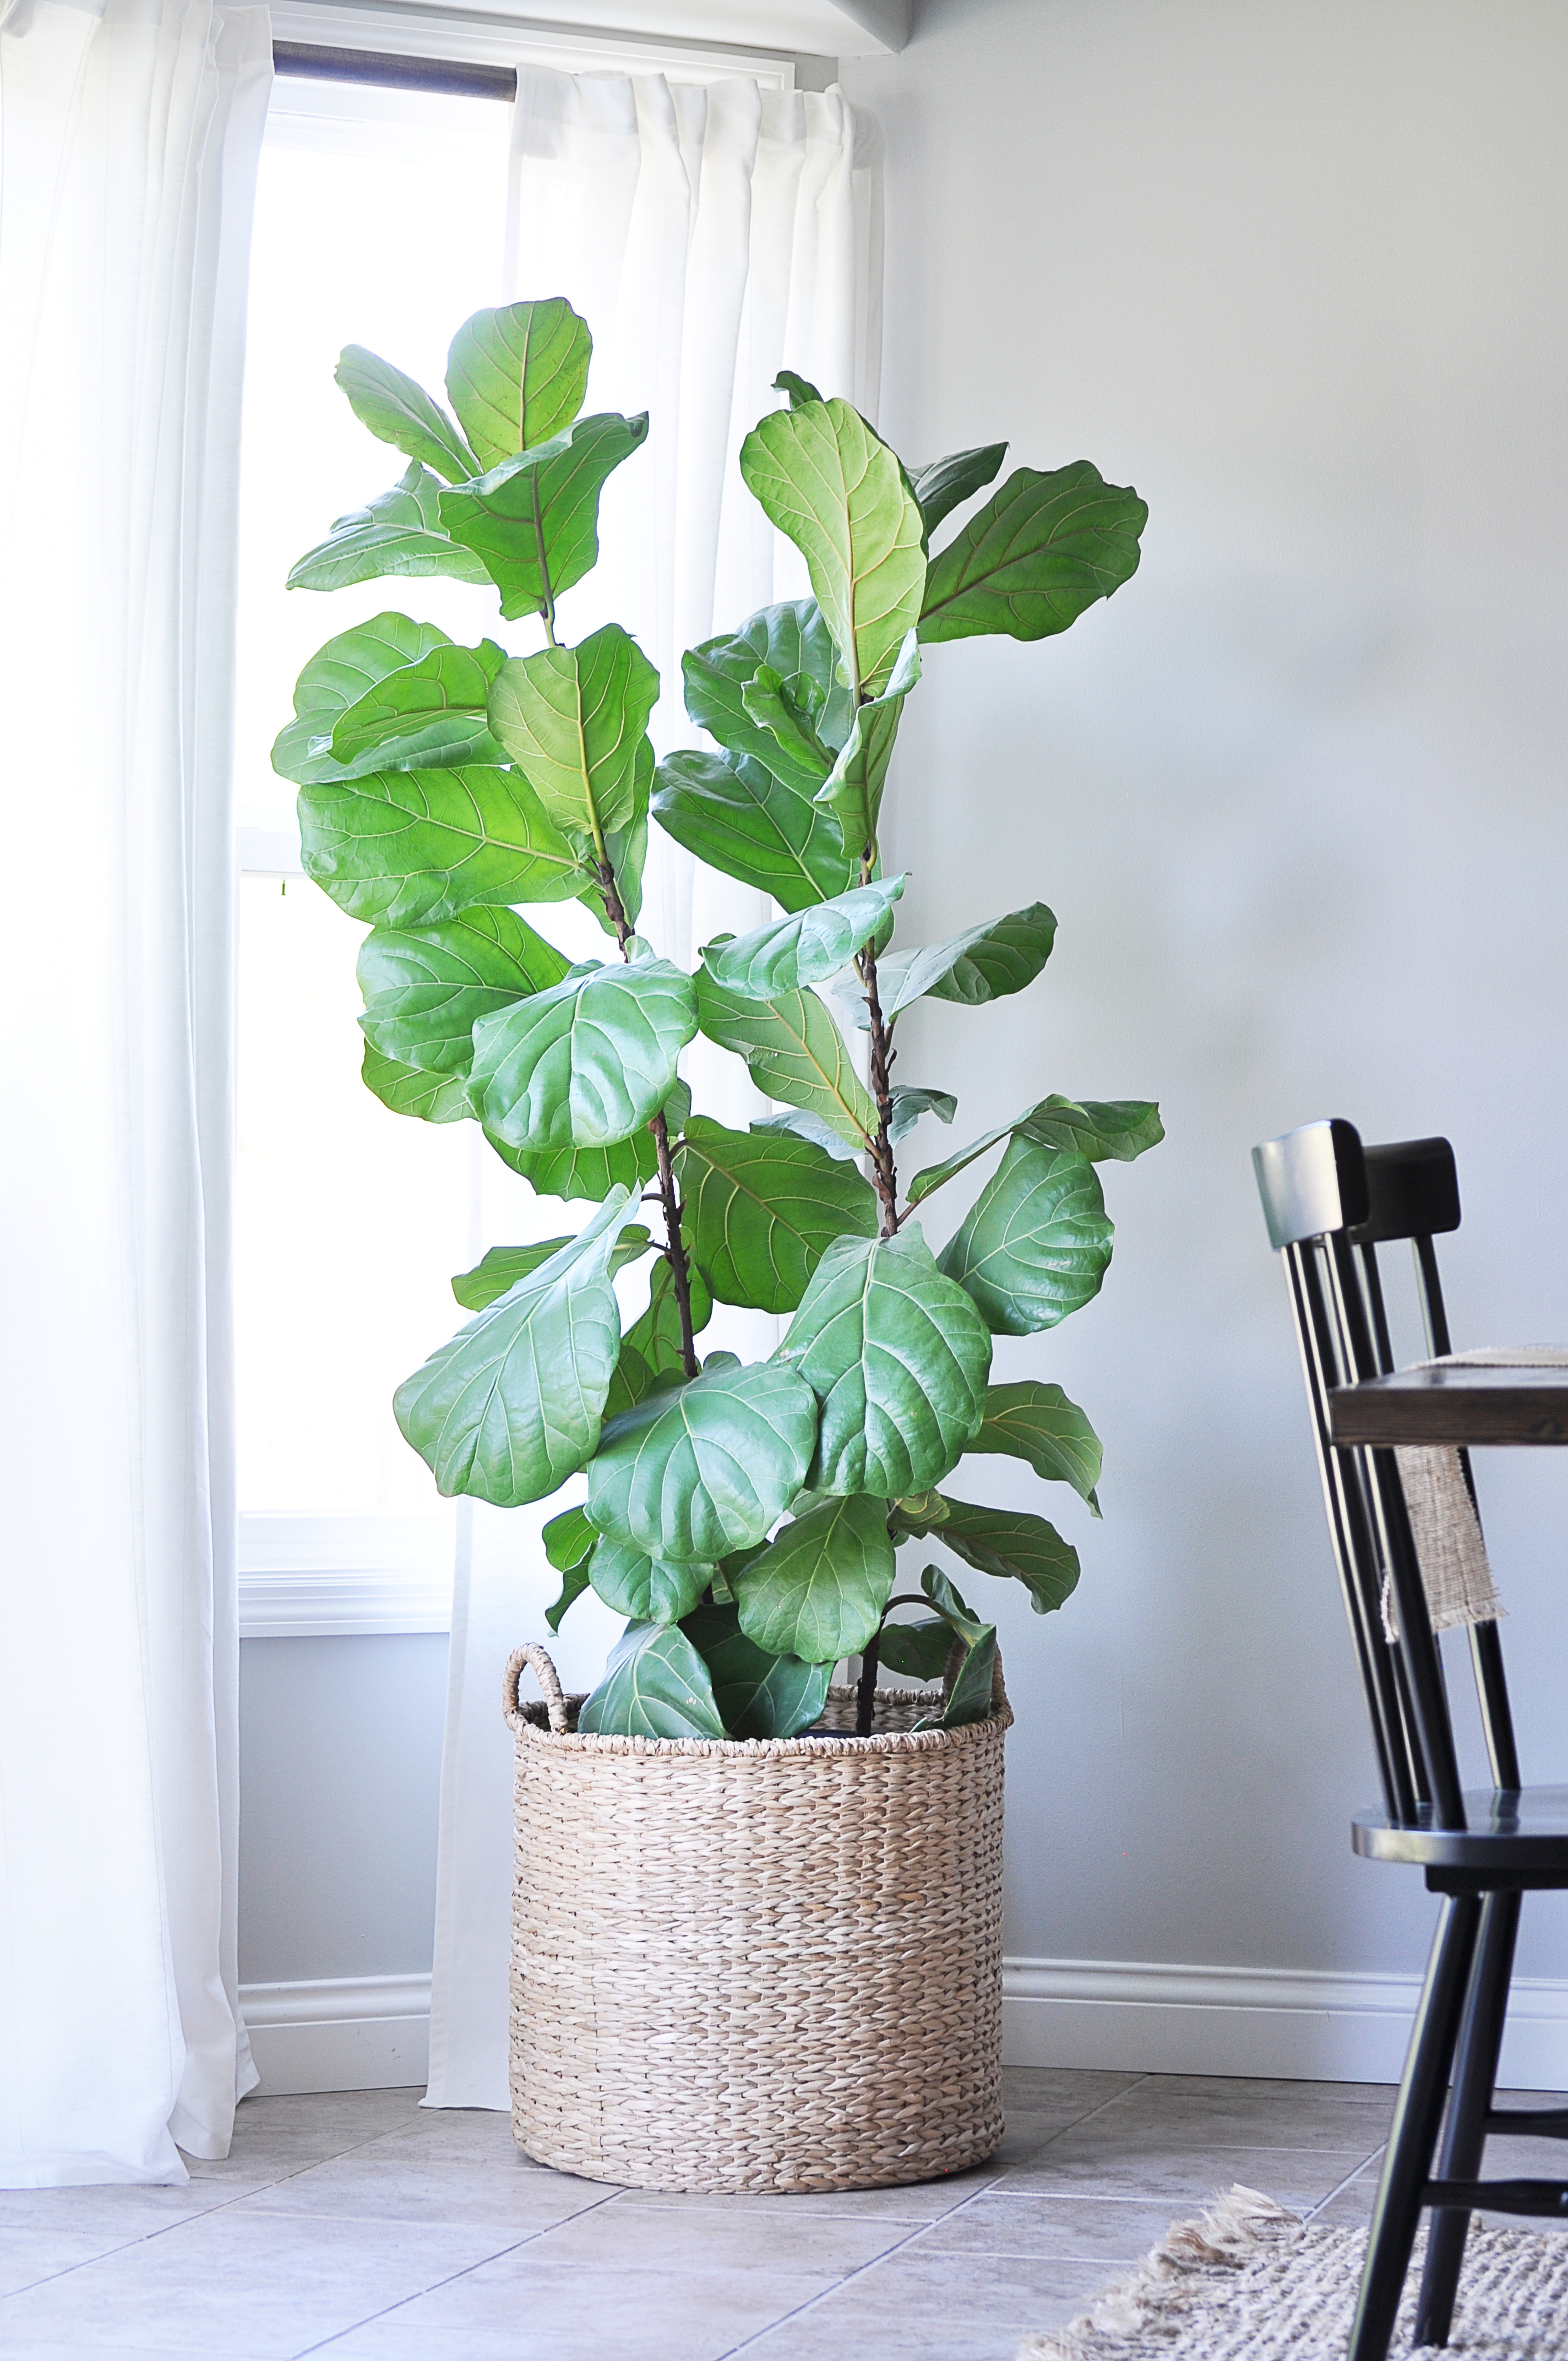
xmin=276 ymin=301 xmax=1161 ymax=1740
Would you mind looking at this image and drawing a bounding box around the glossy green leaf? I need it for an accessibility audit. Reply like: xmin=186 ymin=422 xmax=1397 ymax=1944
xmin=740 ymin=399 xmax=926 ymax=700
xmin=868 ymin=902 xmax=1057 ymax=1024
xmin=652 ymin=749 xmax=859 ymax=913
xmin=970 ymin=1380 xmax=1102 ymax=1513
xmin=939 ymin=1139 xmax=1113 ymax=1335
xmin=700 ymin=876 xmax=904 ymax=999
xmin=467 ymin=956 xmax=696 ymax=1152
xmin=730 ymin=1492 xmax=896 ymax=1663
xmin=545 ymin=1562 xmax=592 ymax=1634
xmin=679 ymin=1600 xmax=830 ymax=1738
xmin=488 ymin=624 xmax=660 ymax=850
xmin=878 ymin=1614 xmax=951 ymax=1684
xmin=445 ymin=300 xmax=591 ymax=469
xmin=694 ymin=971 xmax=877 ymax=1151
xmin=908 ymin=1095 xmax=1163 ymax=1209
xmin=813 ymin=631 xmax=919 ymax=861
xmin=587 ymin=1358 xmax=818 ymax=1563
xmin=334 ymin=345 xmax=478 ymax=482
xmin=487 ymin=1080 xmax=691 ymax=1205
xmin=578 ymin=1620 xmax=727 ymax=1740
xmin=438 ymin=412 xmax=649 ymax=622
xmin=273 ymin=613 xmax=453 ymax=787
xmin=781 ymin=1229 xmax=992 ymax=1498
xmin=920 ymin=461 xmax=1147 ymax=644
xmin=773 ymin=368 xmax=825 ymax=410
xmin=297 ymin=765 xmax=590 ymax=928
xmin=286 ymin=464 xmax=491 ymax=594
xmin=887 ymin=1085 xmax=956 ymax=1145
xmin=357 ymin=907 xmax=573 ymax=1076
xmin=683 ymin=600 xmax=853 ymax=781
xmin=329 ymin=639 xmax=509 ymax=773
xmin=750 ymin=1109 xmax=861 ymax=1162
xmin=543 ymin=1503 xmax=598 ymax=1573
xmin=910 ymin=443 xmax=1008 ymax=536
xmin=917 ymin=1565 xmax=998 ymax=1728
xmin=393 ymin=1188 xmax=639 ymax=1506
xmin=453 ymin=1225 xmax=651 ymax=1312
xmin=587 ymin=1533 xmax=711 ymax=1626
xmin=892 ymin=1491 xmax=1081 ymax=1614
xmin=361 ymin=1043 xmax=472 ymax=1124
xmin=676 ymin=1117 xmax=877 ymax=1316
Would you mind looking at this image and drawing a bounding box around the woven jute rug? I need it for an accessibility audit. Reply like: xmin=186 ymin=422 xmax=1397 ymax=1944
xmin=1016 ymin=2186 xmax=1568 ymax=2359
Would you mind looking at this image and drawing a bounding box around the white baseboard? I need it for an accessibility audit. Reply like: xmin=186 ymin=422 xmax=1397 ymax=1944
xmin=239 ymin=1956 xmax=1568 ymax=2101
xmin=241 ymin=1975 xmax=432 ymax=2096
xmin=1001 ymin=1956 xmax=1568 ymax=2089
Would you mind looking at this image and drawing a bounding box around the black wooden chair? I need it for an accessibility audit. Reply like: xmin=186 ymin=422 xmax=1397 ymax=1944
xmin=1253 ymin=1117 xmax=1568 ymax=2359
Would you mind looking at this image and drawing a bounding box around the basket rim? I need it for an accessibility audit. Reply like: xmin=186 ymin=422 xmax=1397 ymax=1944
xmin=506 ymin=1677 xmax=1014 ymax=1760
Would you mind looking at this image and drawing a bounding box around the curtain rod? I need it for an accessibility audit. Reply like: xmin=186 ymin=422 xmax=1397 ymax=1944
xmin=272 ymin=40 xmax=518 ymax=97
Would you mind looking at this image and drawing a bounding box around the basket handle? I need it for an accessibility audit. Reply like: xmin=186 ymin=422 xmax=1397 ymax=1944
xmin=504 ymin=1642 xmax=569 ymax=1736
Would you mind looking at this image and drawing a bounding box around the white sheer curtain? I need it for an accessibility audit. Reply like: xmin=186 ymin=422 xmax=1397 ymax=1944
xmin=426 ymin=66 xmax=884 ymax=2109
xmin=0 ymin=0 xmax=269 ymax=2182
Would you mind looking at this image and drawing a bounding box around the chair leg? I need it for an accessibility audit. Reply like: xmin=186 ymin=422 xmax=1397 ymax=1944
xmin=1348 ymin=1894 xmax=1483 ymax=2361
xmin=1412 ymin=1889 xmax=1521 ymax=2348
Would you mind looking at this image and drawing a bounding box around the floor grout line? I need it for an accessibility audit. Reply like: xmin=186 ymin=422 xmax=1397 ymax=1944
xmin=1301 ymin=2145 xmax=1389 ymax=2223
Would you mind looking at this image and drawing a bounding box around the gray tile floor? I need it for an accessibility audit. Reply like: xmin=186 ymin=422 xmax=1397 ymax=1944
xmin=3 ymin=2069 xmax=1565 ymax=2360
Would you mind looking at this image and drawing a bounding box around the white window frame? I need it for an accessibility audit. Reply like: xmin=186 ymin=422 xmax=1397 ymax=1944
xmin=237 ymin=13 xmax=818 ymax=1640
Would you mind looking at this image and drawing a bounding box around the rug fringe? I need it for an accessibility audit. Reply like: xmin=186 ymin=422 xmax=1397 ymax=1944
xmin=1016 ymin=2184 xmax=1304 ymax=2359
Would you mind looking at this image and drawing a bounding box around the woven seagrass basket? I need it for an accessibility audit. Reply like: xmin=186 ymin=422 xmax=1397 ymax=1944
xmin=502 ymin=1639 xmax=1012 ymax=2194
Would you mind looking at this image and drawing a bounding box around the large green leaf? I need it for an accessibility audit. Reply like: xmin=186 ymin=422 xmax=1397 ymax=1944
xmin=578 ymin=1620 xmax=727 ymax=1740
xmin=887 ymin=1085 xmax=957 ymax=1145
xmin=438 ymin=412 xmax=649 ymax=622
xmin=694 ymin=971 xmax=877 ymax=1151
xmin=542 ymin=1502 xmax=597 ymax=1634
xmin=652 ymin=749 xmax=859 ymax=912
xmin=273 ymin=613 xmax=452 ymax=787
xmin=910 ymin=443 xmax=1008 ymax=536
xmin=297 ymin=765 xmax=589 ymax=928
xmin=939 ymin=1139 xmax=1113 ymax=1335
xmin=393 ymin=1188 xmax=638 ymax=1506
xmin=361 ymin=1043 xmax=472 ymax=1124
xmin=445 ymin=300 xmax=591 ymax=469
xmin=286 ymin=464 xmax=491 ymax=595
xmin=700 ymin=875 xmax=904 ymax=999
xmin=545 ymin=1564 xmax=591 ymax=1634
xmin=587 ymin=1358 xmax=818 ymax=1563
xmin=813 ymin=632 xmax=919 ymax=862
xmin=878 ymin=1613 xmax=952 ymax=1684
xmin=892 ymin=1491 xmax=1081 ymax=1614
xmin=909 ymin=1095 xmax=1162 ymax=1209
xmin=730 ymin=1492 xmax=895 ymax=1663
xmin=453 ymin=1225 xmax=651 ymax=1312
xmin=357 ymin=907 xmax=572 ymax=1076
xmin=864 ymin=902 xmax=1057 ymax=1025
xmin=467 ymin=956 xmax=696 ymax=1152
xmin=781 ymin=1229 xmax=992 ymax=1497
xmin=486 ymin=1084 xmax=688 ymax=1204
xmin=676 ymin=1117 xmax=876 ymax=1316
xmin=683 ymin=598 xmax=852 ymax=773
xmin=334 ymin=345 xmax=478 ymax=482
xmin=329 ymin=639 xmax=509 ymax=774
xmin=488 ymin=624 xmax=660 ymax=851
xmin=679 ymin=1600 xmax=830 ymax=1739
xmin=920 ymin=461 xmax=1147 ymax=645
xmin=739 ymin=398 xmax=926 ymax=701
xmin=970 ymin=1380 xmax=1102 ymax=1513
xmin=587 ymin=1533 xmax=711 ymax=1627
xmin=916 ymin=1565 xmax=998 ymax=1729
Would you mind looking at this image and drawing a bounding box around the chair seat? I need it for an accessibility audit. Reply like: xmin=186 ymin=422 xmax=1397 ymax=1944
xmin=1354 ymin=1786 xmax=1568 ymax=1875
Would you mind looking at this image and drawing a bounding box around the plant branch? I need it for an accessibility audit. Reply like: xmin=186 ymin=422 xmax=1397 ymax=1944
xmin=854 ymin=1625 xmax=881 ymax=1737
xmin=855 ymin=858 xmax=900 ymax=1235
xmin=594 ymin=850 xmax=699 ymax=1382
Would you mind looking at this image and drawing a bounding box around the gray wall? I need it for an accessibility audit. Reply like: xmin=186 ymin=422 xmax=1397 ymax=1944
xmin=839 ymin=0 xmax=1568 ymax=1979
xmin=239 ymin=1637 xmax=447 ymax=1985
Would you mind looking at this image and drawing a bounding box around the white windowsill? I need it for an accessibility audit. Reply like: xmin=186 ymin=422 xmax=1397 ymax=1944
xmin=240 ymin=1515 xmax=455 ymax=1637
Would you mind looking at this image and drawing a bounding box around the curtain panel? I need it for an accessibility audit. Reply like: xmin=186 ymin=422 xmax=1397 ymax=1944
xmin=0 ymin=0 xmax=269 ymax=2182
xmin=426 ymin=64 xmax=884 ymax=2110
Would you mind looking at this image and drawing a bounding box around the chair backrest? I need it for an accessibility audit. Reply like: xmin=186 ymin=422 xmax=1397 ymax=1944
xmin=1253 ymin=1120 xmax=1518 ymax=1831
